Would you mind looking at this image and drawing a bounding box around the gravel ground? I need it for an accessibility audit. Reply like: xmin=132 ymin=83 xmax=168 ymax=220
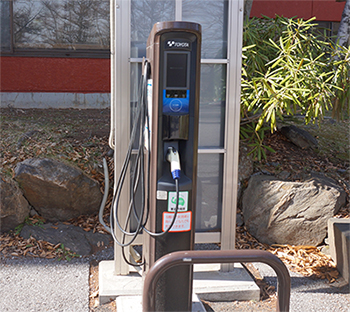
xmin=255 ymin=263 xmax=349 ymax=312
xmin=206 ymin=263 xmax=350 ymax=312
xmin=1 ymin=251 xmax=349 ymax=312
xmin=0 ymin=257 xmax=90 ymax=312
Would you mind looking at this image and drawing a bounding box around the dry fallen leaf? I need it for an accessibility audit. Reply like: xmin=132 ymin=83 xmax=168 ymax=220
xmin=90 ymin=290 xmax=99 ymax=298
xmin=236 ymin=226 xmax=339 ymax=281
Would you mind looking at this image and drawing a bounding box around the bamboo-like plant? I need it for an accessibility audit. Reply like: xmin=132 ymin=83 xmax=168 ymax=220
xmin=241 ymin=15 xmax=349 ymax=159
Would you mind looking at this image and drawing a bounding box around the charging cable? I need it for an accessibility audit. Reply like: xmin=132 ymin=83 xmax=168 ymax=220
xmin=142 ymin=147 xmax=181 ymax=236
xmin=102 ymin=60 xmax=182 ymax=266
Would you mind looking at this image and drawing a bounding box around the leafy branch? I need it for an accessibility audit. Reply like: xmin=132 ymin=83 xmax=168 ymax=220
xmin=240 ymin=15 xmax=349 ymax=159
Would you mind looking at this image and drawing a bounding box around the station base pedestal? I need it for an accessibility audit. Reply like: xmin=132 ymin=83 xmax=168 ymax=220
xmin=116 ymin=294 xmax=206 ymax=312
xmin=99 ymin=260 xmax=260 ymax=309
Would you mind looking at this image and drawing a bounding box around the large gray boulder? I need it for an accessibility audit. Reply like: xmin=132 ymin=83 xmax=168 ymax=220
xmin=280 ymin=125 xmax=318 ymax=149
xmin=238 ymin=142 xmax=254 ymax=182
xmin=242 ymin=174 xmax=347 ymax=246
xmin=14 ymin=158 xmax=102 ymax=222
xmin=237 ymin=142 xmax=254 ymax=202
xmin=20 ymin=223 xmax=111 ymax=256
xmin=0 ymin=175 xmax=31 ymax=233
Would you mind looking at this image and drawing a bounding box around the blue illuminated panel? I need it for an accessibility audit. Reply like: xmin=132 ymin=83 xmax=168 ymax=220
xmin=163 ymin=90 xmax=190 ymax=114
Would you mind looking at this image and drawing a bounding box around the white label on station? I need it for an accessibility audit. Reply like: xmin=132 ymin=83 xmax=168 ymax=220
xmin=157 ymin=190 xmax=168 ymax=200
xmin=167 ymin=191 xmax=188 ymax=212
xmin=162 ymin=211 xmax=192 ymax=232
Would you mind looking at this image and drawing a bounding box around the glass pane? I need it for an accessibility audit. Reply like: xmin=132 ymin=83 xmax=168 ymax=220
xmin=13 ymin=0 xmax=109 ymax=49
xmin=196 ymin=153 xmax=223 ymax=231
xmin=131 ymin=0 xmax=175 ymax=58
xmin=182 ymin=0 xmax=228 ymax=59
xmin=1 ymin=0 xmax=11 ymax=51
xmin=198 ymin=64 xmax=226 ymax=148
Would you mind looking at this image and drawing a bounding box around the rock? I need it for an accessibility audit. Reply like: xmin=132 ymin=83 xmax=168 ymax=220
xmin=20 ymin=222 xmax=111 ymax=256
xmin=280 ymin=125 xmax=318 ymax=149
xmin=237 ymin=142 xmax=254 ymax=201
xmin=0 ymin=175 xmax=30 ymax=233
xmin=30 ymin=208 xmax=39 ymax=217
xmin=236 ymin=213 xmax=244 ymax=227
xmin=17 ymin=130 xmax=40 ymax=149
xmin=277 ymin=170 xmax=291 ymax=180
xmin=238 ymin=142 xmax=254 ymax=182
xmin=242 ymin=175 xmax=347 ymax=246
xmin=14 ymin=158 xmax=102 ymax=222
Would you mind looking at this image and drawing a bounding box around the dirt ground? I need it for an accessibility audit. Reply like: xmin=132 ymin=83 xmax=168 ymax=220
xmin=1 ymin=107 xmax=349 ymax=311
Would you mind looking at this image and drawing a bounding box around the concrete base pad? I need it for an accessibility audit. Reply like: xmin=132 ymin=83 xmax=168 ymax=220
xmin=116 ymin=294 xmax=206 ymax=312
xmin=193 ymin=263 xmax=260 ymax=301
xmin=98 ymin=261 xmax=143 ymax=305
xmin=99 ymin=261 xmax=260 ymax=306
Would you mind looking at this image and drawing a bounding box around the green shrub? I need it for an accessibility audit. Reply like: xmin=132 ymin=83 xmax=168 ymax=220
xmin=241 ymin=15 xmax=349 ymax=159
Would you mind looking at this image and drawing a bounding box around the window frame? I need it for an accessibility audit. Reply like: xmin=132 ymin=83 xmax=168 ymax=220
xmin=1 ymin=0 xmax=13 ymax=53
xmin=1 ymin=0 xmax=110 ymax=58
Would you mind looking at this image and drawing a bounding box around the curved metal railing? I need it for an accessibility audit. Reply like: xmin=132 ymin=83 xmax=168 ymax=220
xmin=142 ymin=249 xmax=291 ymax=312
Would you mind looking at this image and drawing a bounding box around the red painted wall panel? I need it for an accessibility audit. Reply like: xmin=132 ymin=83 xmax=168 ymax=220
xmin=0 ymin=57 xmax=110 ymax=93
xmin=251 ymin=0 xmax=345 ymax=21
xmin=251 ymin=0 xmax=313 ymax=19
xmin=312 ymin=0 xmax=345 ymax=21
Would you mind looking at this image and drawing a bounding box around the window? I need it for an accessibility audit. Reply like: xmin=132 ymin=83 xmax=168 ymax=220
xmin=130 ymin=0 xmax=175 ymax=58
xmin=1 ymin=0 xmax=12 ymax=51
xmin=1 ymin=0 xmax=110 ymax=56
xmin=182 ymin=0 xmax=228 ymax=59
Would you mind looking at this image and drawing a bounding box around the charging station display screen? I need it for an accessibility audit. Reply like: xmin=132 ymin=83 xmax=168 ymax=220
xmin=166 ymin=53 xmax=188 ymax=89
xmin=163 ymin=52 xmax=190 ymax=115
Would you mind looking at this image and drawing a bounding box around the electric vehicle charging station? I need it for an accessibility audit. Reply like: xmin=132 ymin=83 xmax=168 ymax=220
xmin=107 ymin=21 xmax=201 ymax=311
xmin=143 ymin=21 xmax=201 ymax=312
xmin=99 ymin=1 xmax=260 ymax=310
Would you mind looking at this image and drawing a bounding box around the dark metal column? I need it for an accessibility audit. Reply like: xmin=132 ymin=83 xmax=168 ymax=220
xmin=143 ymin=21 xmax=201 ymax=312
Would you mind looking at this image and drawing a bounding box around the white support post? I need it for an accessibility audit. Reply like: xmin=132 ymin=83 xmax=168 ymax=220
xmin=220 ymin=0 xmax=244 ymax=272
xmin=175 ymin=0 xmax=182 ymax=21
xmin=112 ymin=0 xmax=131 ymax=275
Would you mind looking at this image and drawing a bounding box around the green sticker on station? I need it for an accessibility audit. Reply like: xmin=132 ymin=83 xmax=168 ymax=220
xmin=167 ymin=191 xmax=188 ymax=212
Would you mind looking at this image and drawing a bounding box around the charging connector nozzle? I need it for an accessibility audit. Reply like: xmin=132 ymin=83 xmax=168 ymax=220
xmin=167 ymin=147 xmax=181 ymax=180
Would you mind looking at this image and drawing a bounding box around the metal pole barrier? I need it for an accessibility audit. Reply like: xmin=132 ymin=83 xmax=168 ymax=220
xmin=142 ymin=249 xmax=291 ymax=312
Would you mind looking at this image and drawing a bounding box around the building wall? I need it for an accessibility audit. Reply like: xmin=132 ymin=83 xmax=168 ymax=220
xmin=1 ymin=57 xmax=110 ymax=93
xmin=0 ymin=0 xmax=346 ymax=107
xmin=251 ymin=0 xmax=345 ymax=21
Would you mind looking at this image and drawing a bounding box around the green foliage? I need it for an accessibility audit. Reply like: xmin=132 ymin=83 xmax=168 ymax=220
xmin=57 ymin=243 xmax=80 ymax=261
xmin=331 ymin=45 xmax=350 ymax=120
xmin=240 ymin=15 xmax=349 ymax=160
xmin=240 ymin=123 xmax=275 ymax=161
xmin=14 ymin=216 xmax=45 ymax=235
xmin=241 ymin=15 xmax=350 ymax=132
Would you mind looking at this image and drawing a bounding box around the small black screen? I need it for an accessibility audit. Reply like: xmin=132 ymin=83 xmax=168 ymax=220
xmin=166 ymin=53 xmax=188 ymax=89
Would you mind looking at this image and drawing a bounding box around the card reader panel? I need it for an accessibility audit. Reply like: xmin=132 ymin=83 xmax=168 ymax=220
xmin=161 ymin=36 xmax=195 ymax=141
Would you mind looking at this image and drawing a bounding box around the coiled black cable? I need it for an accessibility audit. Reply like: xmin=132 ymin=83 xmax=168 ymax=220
xmin=108 ymin=60 xmax=181 ymax=266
